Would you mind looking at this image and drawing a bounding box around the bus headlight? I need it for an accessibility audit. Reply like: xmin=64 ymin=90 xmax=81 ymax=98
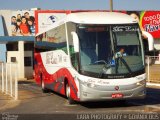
xmin=136 ymin=80 xmax=145 ymax=86
xmin=86 ymin=83 xmax=97 ymax=88
xmin=82 ymin=81 xmax=98 ymax=88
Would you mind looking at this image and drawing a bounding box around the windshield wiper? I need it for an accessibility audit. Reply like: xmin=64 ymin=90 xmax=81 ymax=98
xmin=116 ymin=57 xmax=132 ymax=74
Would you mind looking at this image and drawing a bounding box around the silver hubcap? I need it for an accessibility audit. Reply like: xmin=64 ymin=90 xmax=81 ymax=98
xmin=66 ymin=84 xmax=70 ymax=98
xmin=41 ymin=77 xmax=44 ymax=89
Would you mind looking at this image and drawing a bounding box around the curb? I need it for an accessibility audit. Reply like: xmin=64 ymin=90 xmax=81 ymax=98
xmin=146 ymin=82 xmax=160 ymax=87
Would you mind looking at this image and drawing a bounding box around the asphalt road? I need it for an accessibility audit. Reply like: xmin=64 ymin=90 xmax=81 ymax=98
xmin=1 ymin=65 xmax=160 ymax=120
xmin=0 ymin=80 xmax=160 ymax=115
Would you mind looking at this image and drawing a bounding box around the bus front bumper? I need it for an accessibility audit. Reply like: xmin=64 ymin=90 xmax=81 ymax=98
xmin=79 ymin=84 xmax=146 ymax=102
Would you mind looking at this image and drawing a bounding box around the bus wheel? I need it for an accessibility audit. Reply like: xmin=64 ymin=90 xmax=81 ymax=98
xmin=40 ymin=74 xmax=48 ymax=93
xmin=117 ymin=100 xmax=126 ymax=105
xmin=66 ymin=83 xmax=75 ymax=104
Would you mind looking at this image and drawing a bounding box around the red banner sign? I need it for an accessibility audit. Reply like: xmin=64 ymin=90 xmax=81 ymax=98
xmin=140 ymin=11 xmax=160 ymax=39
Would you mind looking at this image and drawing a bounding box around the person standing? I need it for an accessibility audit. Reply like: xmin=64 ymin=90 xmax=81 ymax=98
xmin=19 ymin=16 xmax=30 ymax=36
xmin=11 ymin=16 xmax=16 ymax=25
xmin=17 ymin=14 xmax=22 ymax=20
xmin=16 ymin=19 xmax=22 ymax=36
xmin=115 ymin=48 xmax=127 ymax=58
xmin=27 ymin=19 xmax=35 ymax=35
xmin=24 ymin=12 xmax=35 ymax=23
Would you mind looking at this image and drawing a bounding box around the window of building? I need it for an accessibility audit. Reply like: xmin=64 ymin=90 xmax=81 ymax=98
xmin=11 ymin=57 xmax=16 ymax=62
xmin=24 ymin=57 xmax=32 ymax=66
xmin=7 ymin=42 xmax=18 ymax=51
xmin=24 ymin=42 xmax=34 ymax=51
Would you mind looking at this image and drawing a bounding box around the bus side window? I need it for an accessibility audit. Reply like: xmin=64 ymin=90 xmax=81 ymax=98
xmin=70 ymin=46 xmax=78 ymax=70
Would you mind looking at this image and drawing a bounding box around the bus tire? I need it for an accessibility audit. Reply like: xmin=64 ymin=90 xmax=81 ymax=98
xmin=66 ymin=83 xmax=75 ymax=104
xmin=117 ymin=100 xmax=126 ymax=104
xmin=40 ymin=74 xmax=48 ymax=93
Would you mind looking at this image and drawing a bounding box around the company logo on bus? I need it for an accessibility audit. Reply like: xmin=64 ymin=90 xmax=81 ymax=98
xmin=47 ymin=15 xmax=58 ymax=24
xmin=115 ymin=86 xmax=119 ymax=91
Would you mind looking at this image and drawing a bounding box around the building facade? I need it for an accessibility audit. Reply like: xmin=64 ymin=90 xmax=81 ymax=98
xmin=0 ymin=10 xmax=34 ymax=79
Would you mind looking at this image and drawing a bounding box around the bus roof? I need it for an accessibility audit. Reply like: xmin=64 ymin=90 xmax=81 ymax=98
xmin=36 ymin=12 xmax=137 ymax=36
xmin=67 ymin=12 xmax=137 ymax=24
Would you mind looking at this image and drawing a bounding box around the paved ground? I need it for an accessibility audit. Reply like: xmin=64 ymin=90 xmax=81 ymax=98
xmin=146 ymin=64 xmax=160 ymax=83
xmin=0 ymin=65 xmax=160 ymax=120
xmin=0 ymin=80 xmax=160 ymax=114
xmin=0 ymin=93 xmax=12 ymax=110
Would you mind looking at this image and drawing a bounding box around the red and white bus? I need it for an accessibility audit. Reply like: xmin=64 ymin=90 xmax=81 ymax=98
xmin=34 ymin=11 xmax=153 ymax=104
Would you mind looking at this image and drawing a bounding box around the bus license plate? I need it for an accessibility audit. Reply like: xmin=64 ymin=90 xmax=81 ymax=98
xmin=112 ymin=93 xmax=123 ymax=98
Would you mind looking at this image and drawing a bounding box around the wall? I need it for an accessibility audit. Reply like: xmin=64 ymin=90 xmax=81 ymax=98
xmin=24 ymin=51 xmax=33 ymax=79
xmin=6 ymin=41 xmax=33 ymax=79
xmin=7 ymin=50 xmax=33 ymax=79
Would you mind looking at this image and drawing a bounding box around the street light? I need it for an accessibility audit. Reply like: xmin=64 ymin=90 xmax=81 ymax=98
xmin=110 ymin=0 xmax=113 ymax=12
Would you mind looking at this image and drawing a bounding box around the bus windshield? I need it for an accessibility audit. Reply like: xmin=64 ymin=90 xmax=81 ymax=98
xmin=77 ymin=24 xmax=144 ymax=78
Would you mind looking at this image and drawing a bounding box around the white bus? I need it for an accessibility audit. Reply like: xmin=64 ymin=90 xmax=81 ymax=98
xmin=34 ymin=12 xmax=153 ymax=104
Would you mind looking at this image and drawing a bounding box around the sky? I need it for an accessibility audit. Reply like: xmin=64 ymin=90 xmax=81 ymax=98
xmin=0 ymin=0 xmax=160 ymax=10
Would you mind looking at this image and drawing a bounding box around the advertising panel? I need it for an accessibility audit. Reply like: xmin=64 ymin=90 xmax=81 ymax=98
xmin=11 ymin=10 xmax=35 ymax=36
xmin=35 ymin=10 xmax=68 ymax=34
xmin=140 ymin=11 xmax=160 ymax=39
xmin=126 ymin=11 xmax=160 ymax=39
xmin=35 ymin=10 xmax=160 ymax=39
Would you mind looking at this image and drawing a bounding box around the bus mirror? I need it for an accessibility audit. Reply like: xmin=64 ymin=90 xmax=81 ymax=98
xmin=71 ymin=32 xmax=79 ymax=52
xmin=142 ymin=31 xmax=154 ymax=51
